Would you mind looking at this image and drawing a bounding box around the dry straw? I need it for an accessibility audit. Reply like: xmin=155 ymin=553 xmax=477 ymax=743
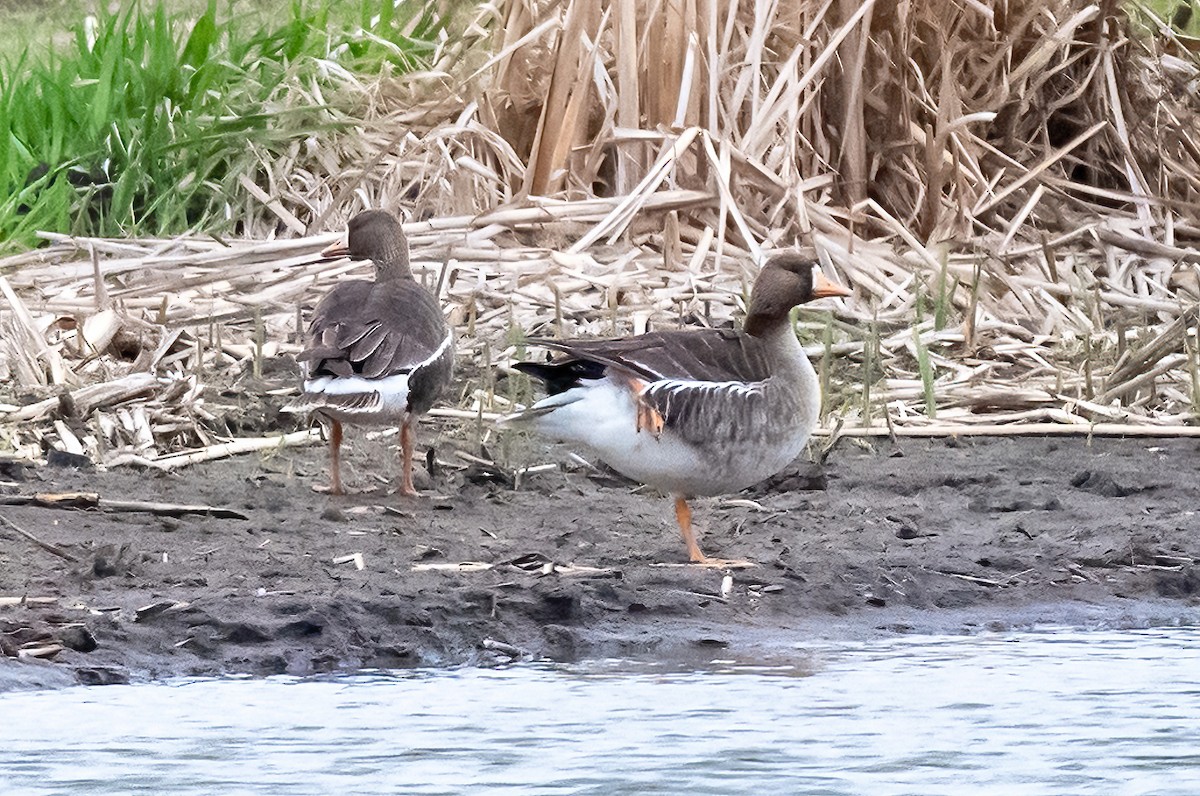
xmin=3 ymin=0 xmax=1200 ymax=467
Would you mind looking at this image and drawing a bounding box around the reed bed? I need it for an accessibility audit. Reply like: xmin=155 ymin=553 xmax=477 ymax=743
xmin=2 ymin=0 xmax=1200 ymax=468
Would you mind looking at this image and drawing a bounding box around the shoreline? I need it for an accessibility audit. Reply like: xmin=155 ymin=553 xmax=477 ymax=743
xmin=3 ymin=595 xmax=1195 ymax=692
xmin=2 ymin=435 xmax=1199 ymax=689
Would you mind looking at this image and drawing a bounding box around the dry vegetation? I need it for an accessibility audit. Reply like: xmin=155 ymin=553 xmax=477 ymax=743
xmin=4 ymin=0 xmax=1200 ymax=469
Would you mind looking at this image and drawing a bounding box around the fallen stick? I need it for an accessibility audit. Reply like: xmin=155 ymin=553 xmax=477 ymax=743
xmin=111 ymin=429 xmax=322 ymax=470
xmin=18 ymin=644 xmax=64 ymax=660
xmin=332 ymin=552 xmax=366 ymax=570
xmin=1096 ymin=227 xmax=1200 ymax=265
xmin=552 ymin=564 xmax=618 ymax=577
xmin=0 ymin=596 xmax=60 ymax=608
xmin=0 ymin=514 xmax=79 ymax=562
xmin=410 ymin=562 xmax=494 ymax=573
xmin=812 ymin=422 xmax=1200 ymax=438
xmin=928 ymin=569 xmax=1005 ymax=588
xmin=100 ymin=497 xmax=249 ymax=519
xmin=0 ymin=492 xmax=248 ymax=520
xmin=429 ymin=407 xmax=506 ymax=422
xmin=0 ymin=372 xmax=160 ymax=423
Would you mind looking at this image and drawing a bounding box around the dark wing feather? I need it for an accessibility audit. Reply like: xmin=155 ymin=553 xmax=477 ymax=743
xmin=525 ymin=328 xmax=773 ymax=385
xmin=365 ymin=334 xmax=404 ymax=379
xmin=349 ymin=322 xmax=390 ymax=363
xmin=299 ymin=279 xmax=448 ymax=380
xmin=512 ymin=359 xmax=608 ymax=395
xmin=518 ymin=329 xmax=777 ymax=442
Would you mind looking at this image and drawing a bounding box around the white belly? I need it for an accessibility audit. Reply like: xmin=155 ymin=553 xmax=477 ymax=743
xmin=525 ymin=380 xmax=809 ymax=496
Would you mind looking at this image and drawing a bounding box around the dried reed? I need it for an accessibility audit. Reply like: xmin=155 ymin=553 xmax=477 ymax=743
xmin=3 ymin=0 xmax=1200 ymax=466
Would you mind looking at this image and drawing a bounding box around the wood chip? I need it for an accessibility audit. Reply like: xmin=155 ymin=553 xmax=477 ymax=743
xmin=332 ymin=553 xmax=366 ymax=570
xmin=135 ymin=600 xmax=190 ymax=622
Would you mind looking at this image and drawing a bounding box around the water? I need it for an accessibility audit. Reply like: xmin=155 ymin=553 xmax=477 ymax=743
xmin=2 ymin=627 xmax=1199 ymax=795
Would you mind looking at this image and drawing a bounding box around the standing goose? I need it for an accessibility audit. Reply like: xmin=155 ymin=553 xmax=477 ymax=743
xmin=285 ymin=210 xmax=454 ymax=496
xmin=506 ymin=253 xmax=849 ymax=565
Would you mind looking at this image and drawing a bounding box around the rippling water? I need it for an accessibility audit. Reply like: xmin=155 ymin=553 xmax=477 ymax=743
xmin=3 ymin=628 xmax=1199 ymax=795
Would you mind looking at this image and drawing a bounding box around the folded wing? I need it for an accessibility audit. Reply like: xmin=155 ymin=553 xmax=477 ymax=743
xmin=299 ymin=280 xmax=447 ymax=380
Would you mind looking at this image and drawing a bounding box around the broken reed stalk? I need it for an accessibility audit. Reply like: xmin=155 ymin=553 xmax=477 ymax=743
xmin=1084 ymin=336 xmax=1096 ymax=401
xmin=963 ymin=261 xmax=981 ymax=349
xmin=4 ymin=0 xmax=1200 ymax=464
xmin=0 ymin=492 xmax=249 ymax=519
xmin=253 ymin=308 xmax=264 ymax=380
xmin=1189 ymin=329 xmax=1200 ymax=417
xmin=817 ymin=423 xmax=1200 ymax=438
xmin=106 ymin=430 xmax=323 ymax=470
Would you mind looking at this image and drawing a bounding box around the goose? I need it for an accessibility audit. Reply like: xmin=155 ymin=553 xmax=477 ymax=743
xmin=506 ymin=253 xmax=849 ymax=565
xmin=285 ymin=210 xmax=453 ymax=496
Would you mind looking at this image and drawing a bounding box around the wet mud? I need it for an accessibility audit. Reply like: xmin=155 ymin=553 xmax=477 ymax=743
xmin=2 ymin=433 xmax=1198 ymax=688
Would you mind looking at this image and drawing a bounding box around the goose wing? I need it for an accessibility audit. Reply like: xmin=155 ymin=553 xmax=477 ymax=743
xmin=515 ymin=329 xmax=779 ymax=444
xmin=299 ymin=280 xmax=448 ymax=380
xmin=520 ymin=328 xmax=772 ymax=387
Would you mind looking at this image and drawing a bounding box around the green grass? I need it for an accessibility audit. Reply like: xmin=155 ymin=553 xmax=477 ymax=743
xmin=932 ymin=250 xmax=954 ymax=332
xmin=1133 ymin=0 xmax=1200 ymax=35
xmin=913 ymin=327 xmax=937 ymax=419
xmin=0 ymin=0 xmax=449 ymax=252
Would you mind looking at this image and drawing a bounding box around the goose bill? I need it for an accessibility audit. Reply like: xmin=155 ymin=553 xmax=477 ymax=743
xmin=812 ymin=272 xmax=852 ymax=298
xmin=321 ymin=237 xmax=351 ymax=259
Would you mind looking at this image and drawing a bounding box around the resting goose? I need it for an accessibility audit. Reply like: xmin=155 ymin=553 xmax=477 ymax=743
xmin=285 ymin=210 xmax=453 ymax=496
xmin=507 ymin=253 xmax=849 ymax=565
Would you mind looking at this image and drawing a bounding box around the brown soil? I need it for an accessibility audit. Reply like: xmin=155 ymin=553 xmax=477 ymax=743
xmin=2 ymin=433 xmax=1199 ymax=688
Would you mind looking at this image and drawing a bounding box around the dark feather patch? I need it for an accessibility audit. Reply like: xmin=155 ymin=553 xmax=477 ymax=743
xmin=514 ymin=359 xmax=608 ymax=395
xmin=525 ymin=328 xmax=773 ymax=385
xmin=299 ymin=279 xmax=447 ymax=381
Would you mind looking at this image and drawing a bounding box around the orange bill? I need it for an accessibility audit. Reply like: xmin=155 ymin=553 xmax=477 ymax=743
xmin=812 ymin=272 xmax=852 ymax=299
xmin=321 ymin=237 xmax=351 ymax=258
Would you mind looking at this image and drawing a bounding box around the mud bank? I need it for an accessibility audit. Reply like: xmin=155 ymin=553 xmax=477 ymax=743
xmin=1 ymin=435 xmax=1198 ymax=688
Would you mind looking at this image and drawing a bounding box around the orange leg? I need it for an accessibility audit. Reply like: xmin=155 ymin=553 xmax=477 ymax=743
xmin=674 ymin=495 xmax=707 ymax=563
xmin=672 ymin=493 xmax=755 ymax=568
xmin=328 ymin=419 xmax=345 ymax=496
xmin=398 ymin=418 xmax=418 ymax=497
